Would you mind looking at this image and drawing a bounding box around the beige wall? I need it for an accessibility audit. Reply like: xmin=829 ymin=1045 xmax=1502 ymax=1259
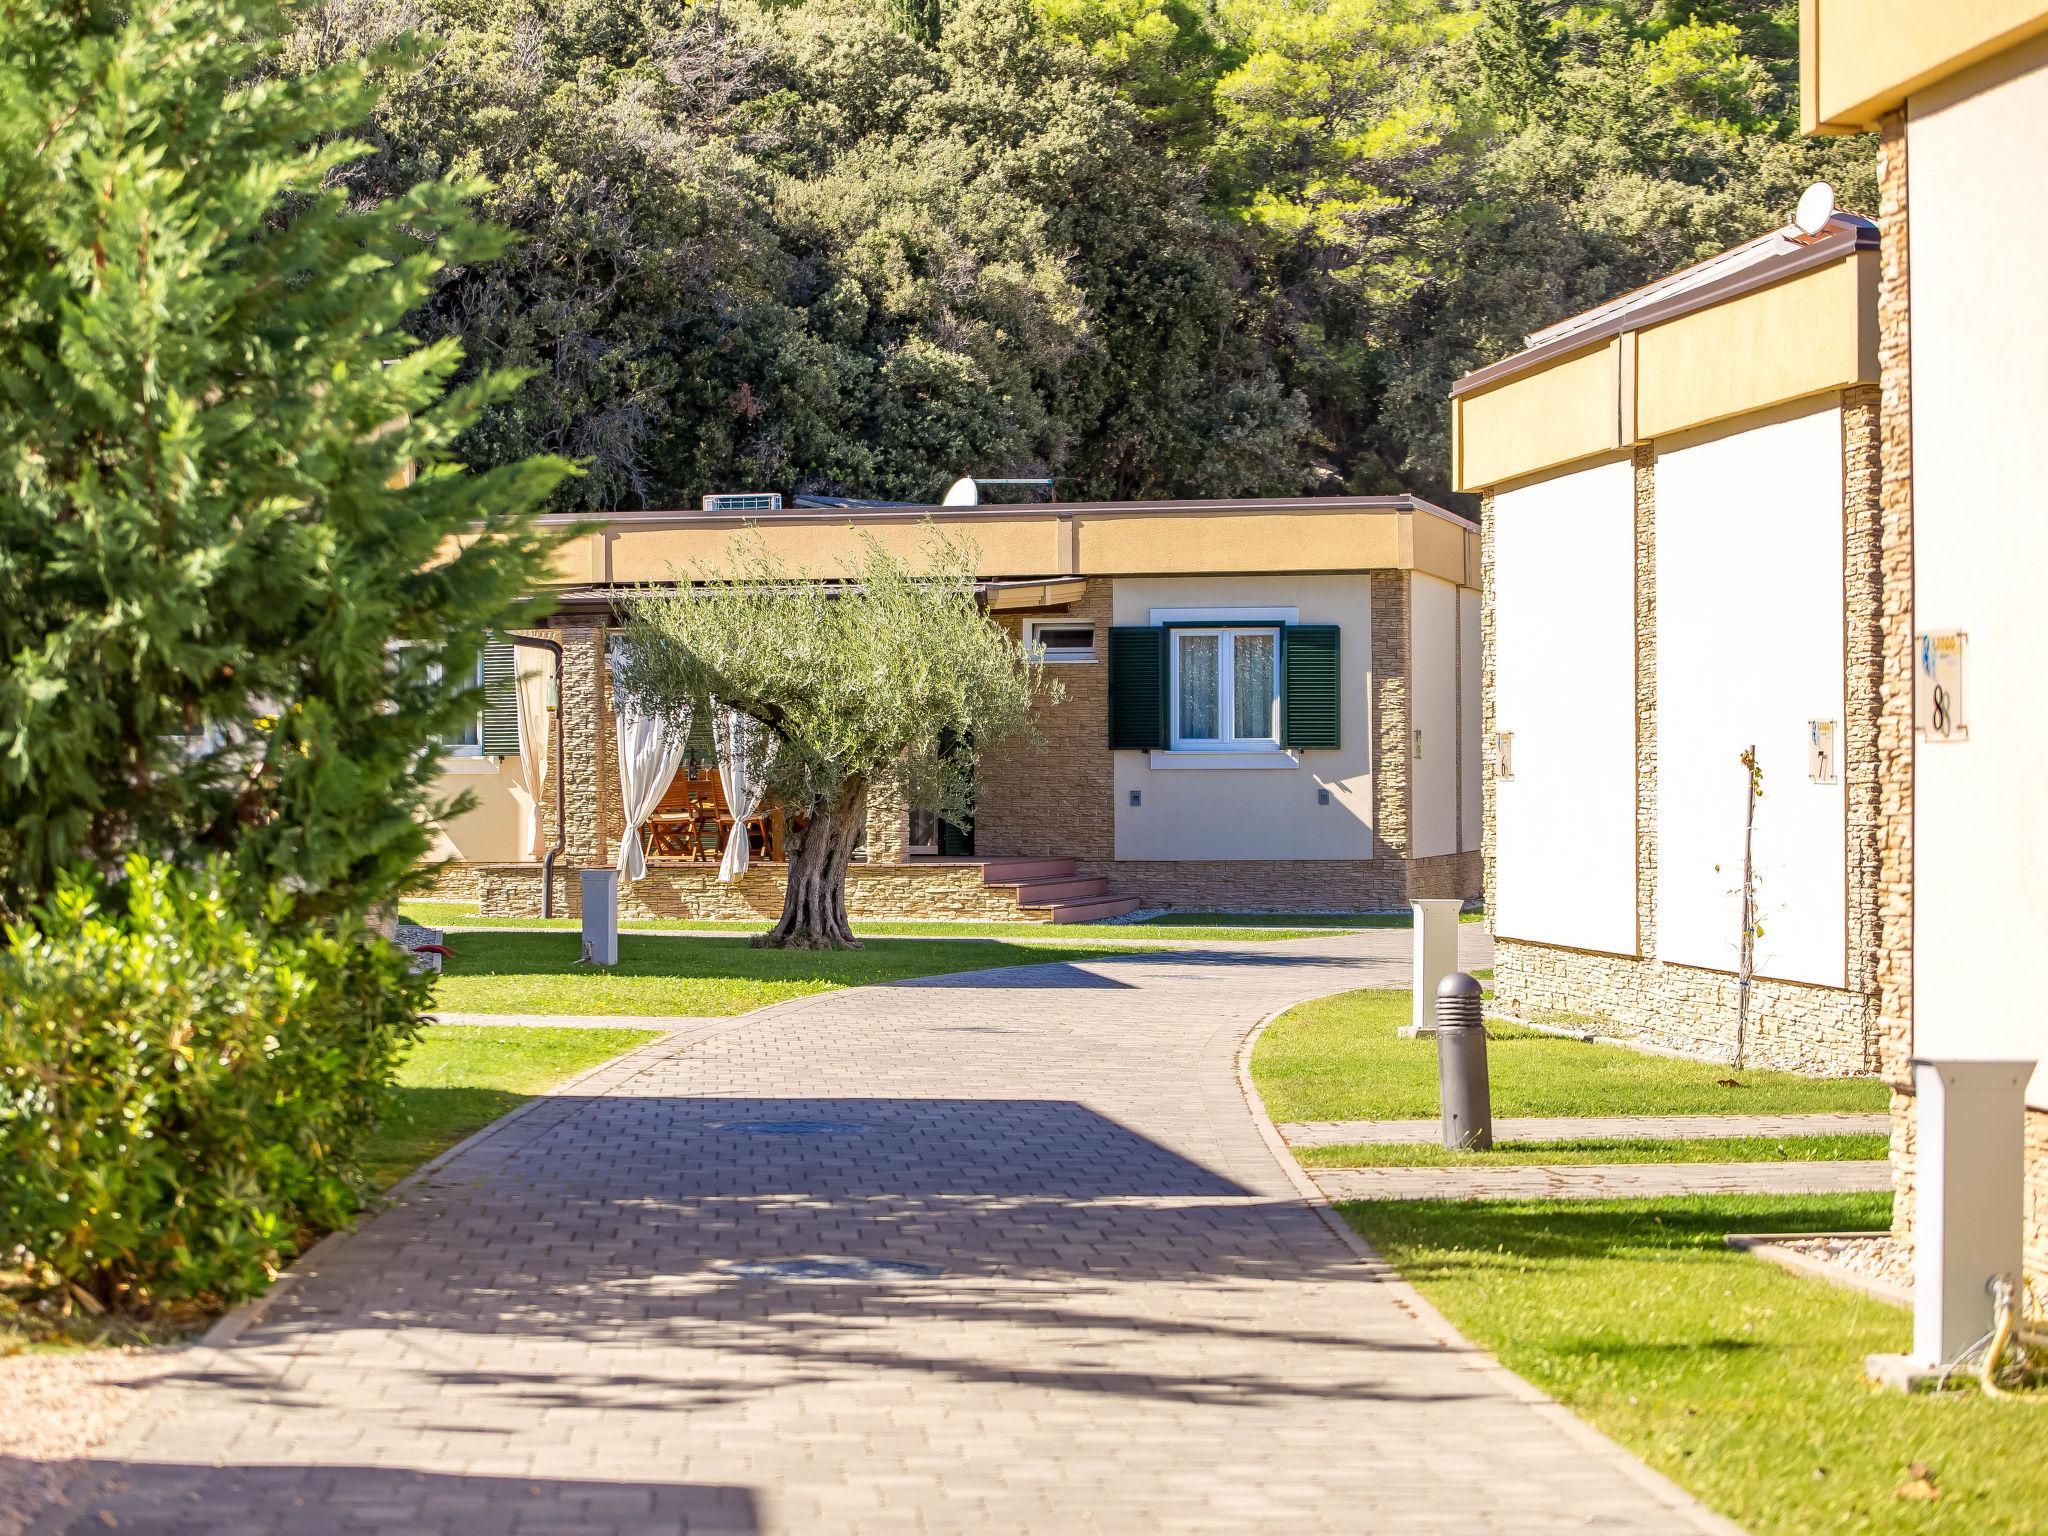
xmin=427 ymin=755 xmax=535 ymax=866
xmin=1409 ymin=573 xmax=1462 ymax=859
xmin=1802 ymin=0 xmax=2048 ymax=131
xmin=1111 ymin=575 xmax=1377 ymax=862
xmin=1903 ymin=35 xmax=2048 ymax=1112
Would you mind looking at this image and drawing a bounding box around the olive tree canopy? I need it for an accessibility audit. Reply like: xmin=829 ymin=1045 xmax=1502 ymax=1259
xmin=614 ymin=530 xmax=1052 ymax=948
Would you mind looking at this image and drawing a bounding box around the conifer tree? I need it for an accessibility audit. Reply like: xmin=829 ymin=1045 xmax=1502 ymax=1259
xmin=0 ymin=0 xmax=573 ymax=920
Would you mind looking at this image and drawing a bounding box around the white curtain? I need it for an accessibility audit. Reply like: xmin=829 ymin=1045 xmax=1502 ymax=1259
xmin=715 ymin=709 xmax=768 ymax=882
xmin=610 ymin=640 xmax=689 ymax=881
xmin=513 ymin=646 xmax=553 ymax=859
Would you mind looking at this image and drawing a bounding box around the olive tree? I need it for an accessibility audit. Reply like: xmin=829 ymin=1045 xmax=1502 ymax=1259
xmin=614 ymin=531 xmax=1052 ymax=948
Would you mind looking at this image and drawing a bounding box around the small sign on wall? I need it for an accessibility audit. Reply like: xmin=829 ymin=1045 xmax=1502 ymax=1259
xmin=1808 ymin=719 xmax=1838 ymax=783
xmin=1916 ymin=631 xmax=1969 ymax=743
xmin=1494 ymin=731 xmax=1514 ymax=781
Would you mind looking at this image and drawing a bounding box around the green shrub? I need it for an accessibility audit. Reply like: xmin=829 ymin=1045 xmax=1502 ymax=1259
xmin=0 ymin=859 xmax=426 ymax=1311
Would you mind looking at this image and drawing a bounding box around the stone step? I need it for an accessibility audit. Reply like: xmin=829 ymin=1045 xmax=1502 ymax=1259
xmin=1026 ymin=895 xmax=1144 ymax=924
xmin=1004 ymin=875 xmax=1110 ymax=904
xmin=978 ymin=857 xmax=1077 ymax=884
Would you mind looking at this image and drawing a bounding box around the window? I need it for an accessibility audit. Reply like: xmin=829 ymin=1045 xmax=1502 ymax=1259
xmin=1026 ymin=620 xmax=1096 ymax=663
xmin=1171 ymin=627 xmax=1279 ymax=749
xmin=433 ymin=655 xmax=486 ymax=755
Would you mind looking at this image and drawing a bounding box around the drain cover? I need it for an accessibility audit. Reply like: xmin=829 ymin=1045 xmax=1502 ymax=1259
xmin=714 ymin=1120 xmax=871 ymax=1136
xmin=720 ymin=1257 xmax=945 ymax=1282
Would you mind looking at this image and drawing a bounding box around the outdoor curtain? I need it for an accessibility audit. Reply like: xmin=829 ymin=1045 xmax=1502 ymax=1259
xmin=714 ymin=709 xmax=768 ymax=883
xmin=610 ymin=640 xmax=689 ymax=882
xmin=513 ymin=646 xmax=553 ymax=860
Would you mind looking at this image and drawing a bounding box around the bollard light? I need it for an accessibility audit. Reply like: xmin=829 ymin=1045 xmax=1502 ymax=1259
xmin=1435 ymin=972 xmax=1492 ymax=1151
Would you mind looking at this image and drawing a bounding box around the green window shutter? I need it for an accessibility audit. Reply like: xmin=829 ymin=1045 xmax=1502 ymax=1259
xmin=683 ymin=708 xmax=715 ymax=768
xmin=1107 ymin=626 xmax=1169 ymax=750
xmin=1280 ymin=624 xmax=1340 ymax=750
xmin=480 ymin=640 xmax=521 ymax=757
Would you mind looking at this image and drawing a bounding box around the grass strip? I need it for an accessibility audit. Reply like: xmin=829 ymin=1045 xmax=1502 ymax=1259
xmin=428 ymin=930 xmax=1143 ymax=1016
xmin=1295 ymin=1133 xmax=1889 ymax=1168
xmin=1345 ymin=1194 xmax=2045 ymax=1535
xmin=1253 ymin=988 xmax=1889 ymax=1121
xmin=398 ymin=901 xmax=1338 ymax=944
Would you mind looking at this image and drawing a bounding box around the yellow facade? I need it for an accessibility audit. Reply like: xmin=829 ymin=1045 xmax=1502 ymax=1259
xmin=542 ymin=499 xmax=1476 ymax=591
xmin=1452 ymin=249 xmax=1876 ymax=493
xmin=1454 ymin=339 xmax=1622 ymax=491
xmin=1801 ymin=0 xmax=2048 ymax=132
xmin=1633 ymin=255 xmax=1877 ymax=440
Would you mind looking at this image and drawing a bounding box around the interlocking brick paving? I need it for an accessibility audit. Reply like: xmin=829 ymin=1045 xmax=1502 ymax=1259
xmin=49 ymin=929 xmax=1741 ymax=1535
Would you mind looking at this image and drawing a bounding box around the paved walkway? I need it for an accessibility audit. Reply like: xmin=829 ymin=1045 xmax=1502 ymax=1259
xmin=1314 ymin=1161 xmax=1892 ymax=1202
xmin=54 ymin=928 xmax=1740 ymax=1535
xmin=1283 ymin=1112 xmax=1892 ymax=1146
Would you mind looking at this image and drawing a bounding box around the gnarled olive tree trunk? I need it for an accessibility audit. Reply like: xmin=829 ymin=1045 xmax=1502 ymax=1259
xmin=758 ymin=779 xmax=868 ymax=949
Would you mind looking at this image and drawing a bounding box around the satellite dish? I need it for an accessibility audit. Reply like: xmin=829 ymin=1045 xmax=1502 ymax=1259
xmin=1793 ymin=182 xmax=1836 ymax=238
xmin=941 ymin=476 xmax=979 ymax=507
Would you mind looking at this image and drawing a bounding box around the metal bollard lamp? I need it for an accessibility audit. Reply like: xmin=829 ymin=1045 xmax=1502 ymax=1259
xmin=1435 ymin=971 xmax=1492 ymax=1151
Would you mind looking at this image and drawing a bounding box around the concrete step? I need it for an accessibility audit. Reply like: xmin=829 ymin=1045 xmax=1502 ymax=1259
xmin=1026 ymin=895 xmax=1144 ymax=924
xmin=1005 ymin=875 xmax=1110 ymax=904
xmin=979 ymin=857 xmax=1076 ymax=884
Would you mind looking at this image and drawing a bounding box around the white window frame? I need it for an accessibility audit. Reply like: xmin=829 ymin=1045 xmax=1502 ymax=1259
xmin=1024 ymin=619 xmax=1097 ymax=663
xmin=1170 ymin=626 xmax=1281 ymax=752
xmin=428 ymin=653 xmax=487 ymax=757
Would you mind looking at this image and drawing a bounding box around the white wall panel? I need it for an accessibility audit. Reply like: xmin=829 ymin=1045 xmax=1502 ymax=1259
xmin=1459 ymin=588 xmax=1482 ymax=852
xmin=1654 ymin=405 xmax=1847 ymax=987
xmin=1410 ymin=574 xmax=1461 ymax=858
xmin=1908 ymin=43 xmax=2048 ymax=1105
xmin=1491 ymin=458 xmax=1638 ymax=952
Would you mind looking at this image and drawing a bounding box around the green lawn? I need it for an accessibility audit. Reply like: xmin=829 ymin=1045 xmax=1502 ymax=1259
xmin=1296 ymin=1133 xmax=1889 ymax=1168
xmin=361 ymin=1024 xmax=658 ymax=1187
xmin=398 ymin=899 xmax=1373 ymax=944
xmin=1346 ymin=1194 xmax=2046 ymax=1535
xmin=1253 ymin=988 xmax=1889 ymax=1121
xmin=429 ymin=929 xmax=1142 ymax=1015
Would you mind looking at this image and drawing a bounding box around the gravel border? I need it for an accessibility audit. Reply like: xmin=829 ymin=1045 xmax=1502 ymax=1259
xmin=0 ymin=1348 xmax=182 ymax=1536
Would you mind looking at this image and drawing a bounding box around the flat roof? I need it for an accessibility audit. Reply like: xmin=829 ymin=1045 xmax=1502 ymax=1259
xmin=540 ymin=493 xmax=1473 ymax=532
xmin=1451 ymin=211 xmax=1876 ymax=399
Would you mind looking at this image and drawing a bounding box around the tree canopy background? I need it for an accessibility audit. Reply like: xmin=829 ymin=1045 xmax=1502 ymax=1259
xmin=295 ymin=0 xmax=1875 ymax=512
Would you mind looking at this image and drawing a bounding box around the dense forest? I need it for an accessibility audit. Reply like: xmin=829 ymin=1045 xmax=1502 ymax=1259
xmin=293 ymin=0 xmax=1875 ymax=510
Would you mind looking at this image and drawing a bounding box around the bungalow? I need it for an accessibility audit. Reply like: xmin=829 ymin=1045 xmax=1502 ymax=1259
xmin=1803 ymin=0 xmax=2048 ymax=1353
xmin=1451 ymin=200 xmax=1884 ymax=1077
xmin=425 ymin=494 xmax=1482 ymax=922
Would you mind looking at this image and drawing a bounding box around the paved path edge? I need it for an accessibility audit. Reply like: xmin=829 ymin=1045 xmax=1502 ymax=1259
xmin=18 ymin=1000 xmax=844 ymax=1536
xmin=1231 ymin=1006 xmax=1752 ymax=1536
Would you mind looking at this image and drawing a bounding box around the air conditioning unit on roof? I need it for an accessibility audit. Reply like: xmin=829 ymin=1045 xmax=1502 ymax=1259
xmin=703 ymin=492 xmax=782 ymax=513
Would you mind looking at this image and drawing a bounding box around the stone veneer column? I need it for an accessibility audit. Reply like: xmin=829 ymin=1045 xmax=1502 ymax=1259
xmin=558 ymin=625 xmax=608 ymax=865
xmin=1876 ymin=112 xmax=1919 ymax=1241
xmin=1632 ymin=445 xmax=1657 ymax=959
xmin=1843 ymin=384 xmax=1885 ymax=1048
xmin=863 ymin=773 xmax=911 ymax=864
xmin=1371 ymin=570 xmax=1412 ymax=872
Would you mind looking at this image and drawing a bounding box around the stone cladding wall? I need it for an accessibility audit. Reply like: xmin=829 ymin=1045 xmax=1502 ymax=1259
xmin=975 ymin=579 xmax=1117 ymax=873
xmin=1876 ymin=111 xmax=1923 ymax=1243
xmin=476 ymin=861 xmax=1047 ymax=923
